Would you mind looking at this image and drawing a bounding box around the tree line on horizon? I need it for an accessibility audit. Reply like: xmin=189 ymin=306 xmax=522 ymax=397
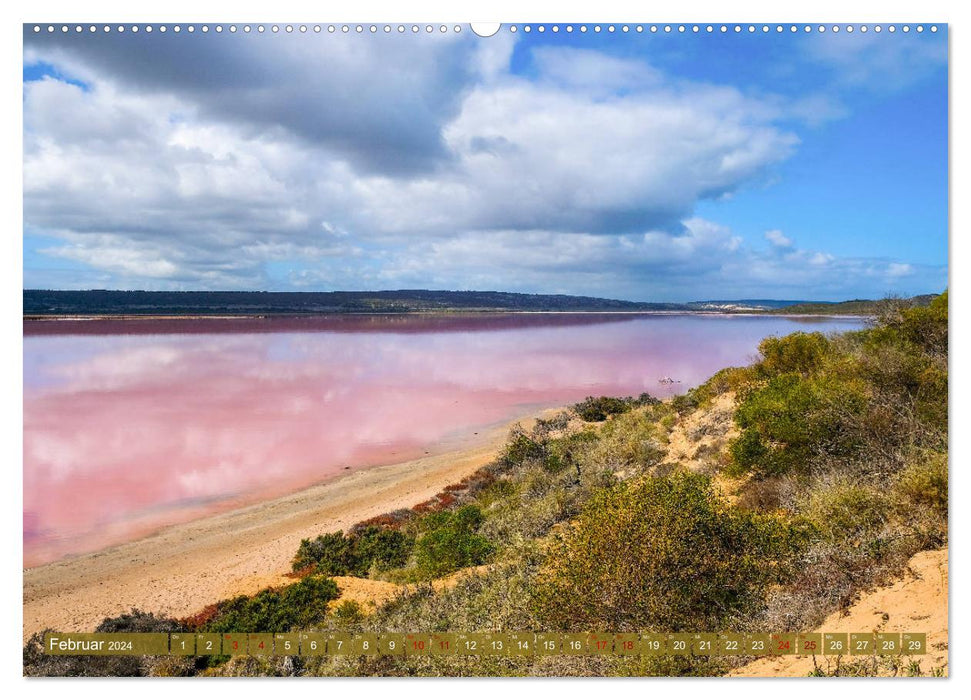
xmin=23 ymin=289 xmax=937 ymax=317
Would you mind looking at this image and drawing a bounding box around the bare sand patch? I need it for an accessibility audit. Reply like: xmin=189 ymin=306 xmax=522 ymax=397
xmin=663 ymin=392 xmax=737 ymax=471
xmin=327 ymin=565 xmax=490 ymax=614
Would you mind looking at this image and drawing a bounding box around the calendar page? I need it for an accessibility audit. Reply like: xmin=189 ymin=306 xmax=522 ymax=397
xmin=21 ymin=15 xmax=949 ymax=680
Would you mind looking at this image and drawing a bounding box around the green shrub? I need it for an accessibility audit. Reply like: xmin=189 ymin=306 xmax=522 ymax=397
xmin=541 ymin=447 xmax=570 ymax=474
xmin=533 ymin=473 xmax=807 ymax=632
xmin=573 ymin=395 xmax=655 ymax=422
xmin=293 ymin=527 xmax=414 ymax=576
xmin=371 ymin=543 xmax=546 ymax=640
xmin=725 ymin=292 xmax=947 ymax=482
xmin=800 ymin=480 xmax=892 ymax=541
xmin=95 ymin=609 xmax=187 ymax=633
xmin=670 ymin=393 xmax=698 ymax=417
xmin=332 ymin=600 xmax=366 ymax=628
xmin=293 ymin=532 xmax=355 ymax=575
xmin=584 ymin=409 xmax=666 ymax=469
xmin=474 ymin=477 xmax=518 ymax=509
xmin=205 ymin=575 xmax=340 ymax=633
xmin=729 ymin=373 xmax=866 ymax=478
xmin=414 ymin=505 xmax=494 ymax=579
xmin=531 ymin=412 xmax=572 ymax=439
xmin=895 ymin=451 xmax=948 ymax=516
xmin=674 ymin=367 xmax=755 ymax=416
xmin=757 ymin=332 xmax=832 ymax=378
xmin=353 ymin=526 xmax=414 ymax=573
xmin=856 ymin=343 xmax=947 ymax=441
xmin=872 ymin=291 xmax=947 ymax=358
xmin=542 ymin=430 xmax=597 ymax=473
xmin=502 ymin=431 xmax=545 ymax=465
xmin=696 ymin=366 xmax=756 ymax=399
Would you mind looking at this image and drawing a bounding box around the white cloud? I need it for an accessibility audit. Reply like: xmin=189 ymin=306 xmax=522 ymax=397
xmin=23 ymin=41 xmax=803 ymax=289
xmin=24 ymin=30 xmax=481 ymax=175
xmin=765 ymin=229 xmax=794 ymax=249
xmin=21 ymin=33 xmax=943 ymax=300
xmin=353 ymin=219 xmax=943 ymax=302
xmin=531 ymin=47 xmax=663 ymax=94
xmin=887 ymin=262 xmax=915 ymax=278
xmin=807 ymin=30 xmax=947 ymax=92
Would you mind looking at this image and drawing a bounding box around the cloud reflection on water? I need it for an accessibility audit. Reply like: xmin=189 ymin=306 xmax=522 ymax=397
xmin=23 ymin=313 xmax=862 ymax=566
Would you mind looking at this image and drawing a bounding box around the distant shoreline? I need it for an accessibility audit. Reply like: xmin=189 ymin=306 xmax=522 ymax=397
xmin=25 ymin=288 xmax=921 ymax=319
xmin=23 ymin=310 xmax=870 ymax=321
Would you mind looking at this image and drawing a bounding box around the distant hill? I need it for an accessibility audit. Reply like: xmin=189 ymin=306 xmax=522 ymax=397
xmin=23 ymin=289 xmax=937 ymax=318
xmin=23 ymin=289 xmax=686 ymax=316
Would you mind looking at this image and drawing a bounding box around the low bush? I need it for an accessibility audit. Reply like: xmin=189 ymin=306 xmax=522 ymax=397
xmin=734 ymin=475 xmax=795 ymax=512
xmin=332 ymin=600 xmax=366 ymax=629
xmin=95 ymin=609 xmax=187 ymax=633
xmin=582 ymin=409 xmax=666 ymax=470
xmin=670 ymin=393 xmax=698 ymax=417
xmin=890 ymin=451 xmax=948 ymax=547
xmin=800 ymin=478 xmax=893 ymax=541
xmin=871 ymin=291 xmax=948 ymax=359
xmin=671 ymin=367 xmax=755 ymax=418
xmin=205 ymin=575 xmax=340 ymax=633
xmin=895 ymin=451 xmax=948 ymax=515
xmin=532 ymin=472 xmax=808 ymax=632
xmin=293 ymin=532 xmax=355 ymax=575
xmin=756 ymin=332 xmax=832 ymax=378
xmin=501 ymin=429 xmax=546 ymax=465
xmin=694 ymin=366 xmax=756 ymax=401
xmin=542 ymin=429 xmax=597 ymax=474
xmin=293 ymin=527 xmax=414 ymax=577
xmin=573 ymin=394 xmax=657 ymax=422
xmin=728 ymin=373 xmax=867 ymax=478
xmin=354 ymin=527 xmax=414 ymax=573
xmin=413 ymin=505 xmax=494 ymax=579
xmin=372 ymin=541 xmax=545 ymax=637
xmin=531 ymin=411 xmax=572 ymax=440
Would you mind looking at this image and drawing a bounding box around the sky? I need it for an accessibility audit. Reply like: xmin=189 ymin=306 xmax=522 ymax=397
xmin=22 ymin=24 xmax=948 ymax=302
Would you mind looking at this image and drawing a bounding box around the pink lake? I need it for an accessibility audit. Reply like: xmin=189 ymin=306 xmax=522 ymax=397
xmin=23 ymin=313 xmax=863 ymax=567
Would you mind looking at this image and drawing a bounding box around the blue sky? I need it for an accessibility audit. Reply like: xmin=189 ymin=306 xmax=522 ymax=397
xmin=22 ymin=24 xmax=948 ymax=301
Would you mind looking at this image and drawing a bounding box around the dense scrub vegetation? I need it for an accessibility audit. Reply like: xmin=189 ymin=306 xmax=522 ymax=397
xmin=733 ymin=293 xmax=948 ymax=632
xmin=25 ymin=292 xmax=947 ymax=677
xmin=412 ymin=506 xmax=494 ymax=579
xmin=294 ymin=527 xmax=414 ymax=577
xmin=533 ymin=473 xmax=808 ymax=632
xmin=202 ymin=576 xmax=340 ymax=633
xmin=571 ymin=394 xmax=659 ymax=422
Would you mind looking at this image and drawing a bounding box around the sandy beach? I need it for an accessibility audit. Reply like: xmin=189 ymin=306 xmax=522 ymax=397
xmin=22 ymin=413 xmax=542 ymax=642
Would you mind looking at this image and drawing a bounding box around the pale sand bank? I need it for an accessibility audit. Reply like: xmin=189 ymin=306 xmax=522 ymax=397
xmin=23 ymin=411 xmax=556 ymax=641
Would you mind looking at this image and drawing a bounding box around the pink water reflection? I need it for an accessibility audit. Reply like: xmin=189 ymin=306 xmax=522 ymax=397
xmin=23 ymin=313 xmax=862 ymax=566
